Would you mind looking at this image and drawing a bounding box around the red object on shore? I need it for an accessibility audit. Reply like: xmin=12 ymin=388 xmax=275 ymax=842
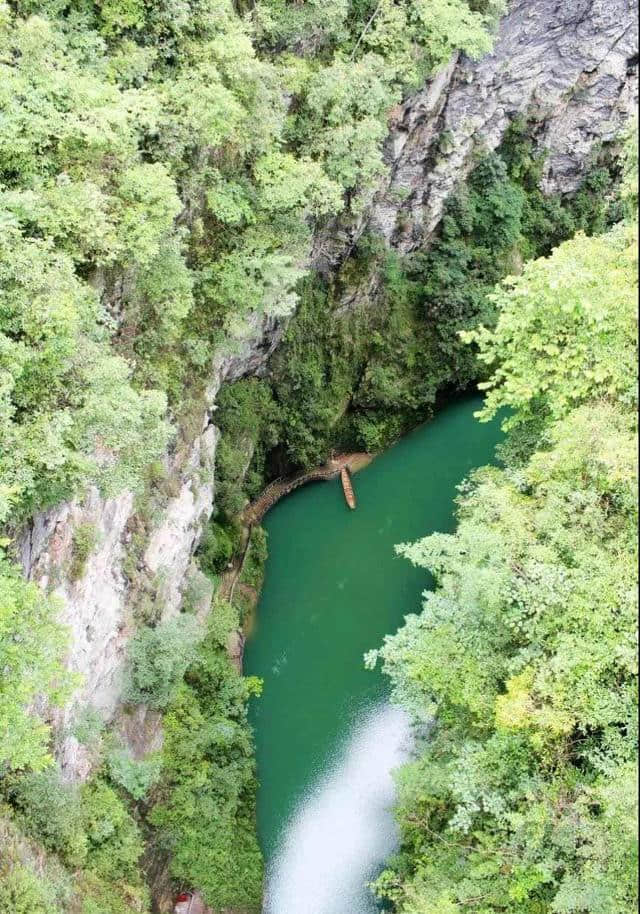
xmin=174 ymin=889 xmax=211 ymax=913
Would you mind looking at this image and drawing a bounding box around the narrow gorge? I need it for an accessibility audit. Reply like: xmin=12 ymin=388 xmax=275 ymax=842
xmin=0 ymin=0 xmax=637 ymax=912
xmin=244 ymin=397 xmax=502 ymax=913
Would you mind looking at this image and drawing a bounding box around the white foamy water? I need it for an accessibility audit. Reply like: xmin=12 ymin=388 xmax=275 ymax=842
xmin=264 ymin=703 xmax=412 ymax=914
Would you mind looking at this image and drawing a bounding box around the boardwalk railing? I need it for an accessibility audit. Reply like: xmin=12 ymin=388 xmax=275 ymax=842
xmin=243 ymin=463 xmax=342 ymax=525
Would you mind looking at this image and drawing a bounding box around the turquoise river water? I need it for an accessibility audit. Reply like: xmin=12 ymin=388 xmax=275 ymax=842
xmin=244 ymin=395 xmax=502 ymax=914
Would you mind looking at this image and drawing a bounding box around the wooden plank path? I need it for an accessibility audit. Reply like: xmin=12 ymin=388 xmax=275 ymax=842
xmin=219 ymin=452 xmax=371 ymax=608
xmin=242 ymin=453 xmax=369 ymax=526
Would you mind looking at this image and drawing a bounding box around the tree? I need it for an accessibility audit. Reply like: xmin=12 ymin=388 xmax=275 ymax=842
xmin=369 ymin=207 xmax=638 ymax=912
xmin=465 ymin=222 xmax=638 ymax=429
xmin=123 ymin=615 xmax=203 ymax=710
xmin=0 ymin=556 xmax=73 ymax=772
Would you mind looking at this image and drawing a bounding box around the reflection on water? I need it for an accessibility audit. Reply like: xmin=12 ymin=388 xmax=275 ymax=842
xmin=264 ymin=704 xmax=412 ymax=914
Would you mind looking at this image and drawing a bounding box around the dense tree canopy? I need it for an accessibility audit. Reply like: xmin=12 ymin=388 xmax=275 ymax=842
xmin=0 ymin=0 xmax=636 ymax=912
xmin=369 ymin=172 xmax=638 ymax=913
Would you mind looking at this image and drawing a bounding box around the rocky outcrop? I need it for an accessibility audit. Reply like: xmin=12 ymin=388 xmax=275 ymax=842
xmin=21 ymin=488 xmax=134 ymax=719
xmin=320 ymin=0 xmax=638 ymax=267
xmin=18 ymin=315 xmax=282 ymax=780
xmin=142 ymin=423 xmax=219 ymax=621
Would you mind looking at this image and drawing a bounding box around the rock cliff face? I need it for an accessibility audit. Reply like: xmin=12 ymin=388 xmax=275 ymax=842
xmin=19 ymin=0 xmax=638 ymax=781
xmin=321 ymin=0 xmax=638 ymax=269
xmin=19 ymin=316 xmax=282 ymax=780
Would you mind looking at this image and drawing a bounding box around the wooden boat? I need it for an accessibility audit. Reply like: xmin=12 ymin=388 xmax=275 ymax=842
xmin=340 ymin=466 xmax=356 ymax=509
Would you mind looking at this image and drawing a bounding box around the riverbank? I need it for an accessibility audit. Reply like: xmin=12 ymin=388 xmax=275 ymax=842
xmin=218 ymin=452 xmax=374 ymax=659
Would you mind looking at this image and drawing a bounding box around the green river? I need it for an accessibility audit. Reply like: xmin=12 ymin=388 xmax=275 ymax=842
xmin=244 ymin=395 xmax=502 ymax=914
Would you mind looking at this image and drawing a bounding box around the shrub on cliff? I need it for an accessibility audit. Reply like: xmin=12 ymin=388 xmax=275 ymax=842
xmin=0 ymin=556 xmax=73 ymax=772
xmin=198 ymin=521 xmax=238 ymax=576
xmin=106 ymin=747 xmax=162 ymax=802
xmin=149 ymin=622 xmax=263 ymax=911
xmin=3 ymin=772 xmax=149 ymax=912
xmin=123 ymin=615 xmax=203 ymax=710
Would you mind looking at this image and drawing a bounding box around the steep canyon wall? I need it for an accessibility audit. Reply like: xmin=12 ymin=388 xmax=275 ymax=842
xmin=19 ymin=0 xmax=638 ymax=781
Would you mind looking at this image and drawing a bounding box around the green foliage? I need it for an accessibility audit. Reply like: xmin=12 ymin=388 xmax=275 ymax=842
xmin=197 ymin=521 xmax=238 ymax=575
xmin=4 ymin=770 xmax=148 ymax=908
xmin=115 ymin=165 xmax=182 ymax=269
xmin=240 ymin=526 xmax=269 ymax=591
xmin=0 ymin=554 xmax=73 ymax=771
xmin=499 ymin=117 xmax=626 ymax=258
xmin=0 ymin=225 xmax=170 ymax=520
xmin=207 ymin=597 xmax=240 ymax=649
xmin=267 ymin=135 xmax=623 ymax=465
xmin=1 ymin=1 xmax=634 ymax=910
xmin=123 ymin=614 xmax=203 ymax=710
xmin=80 ymin=779 xmax=145 ymax=882
xmin=71 ymin=706 xmax=106 ymax=754
xmin=0 ymin=863 xmax=59 ymax=914
xmin=466 ymin=222 xmax=638 ymax=428
xmin=180 ymin=568 xmax=214 ymax=616
xmin=269 ymin=275 xmax=366 ymax=467
xmin=213 ymin=378 xmax=281 ymax=516
xmin=0 ymin=8 xmax=179 ymax=520
xmin=0 ymin=0 xmax=354 ymax=527
xmin=149 ymin=621 xmax=263 ymax=911
xmin=620 ymin=117 xmax=639 ymax=215
xmin=6 ymin=770 xmax=87 ymax=865
xmin=369 ymin=216 xmax=639 ymax=913
xmin=70 ymin=522 xmax=100 ymax=582
xmin=106 ymin=747 xmax=162 ymax=802
xmin=251 ymin=0 xmax=350 ymax=52
xmin=255 ymin=151 xmax=343 ymax=217
xmin=293 ymin=53 xmax=396 ymax=193
xmin=253 ymin=0 xmax=495 ymax=200
xmin=348 ymin=252 xmax=441 ymax=448
xmin=0 ymin=809 xmax=72 ymax=914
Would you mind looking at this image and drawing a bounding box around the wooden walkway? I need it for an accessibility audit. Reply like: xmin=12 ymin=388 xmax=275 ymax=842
xmin=242 ymin=453 xmax=368 ymax=526
xmin=219 ymin=452 xmax=370 ymax=613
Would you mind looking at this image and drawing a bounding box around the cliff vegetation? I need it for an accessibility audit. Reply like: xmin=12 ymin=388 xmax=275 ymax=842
xmin=0 ymin=0 xmax=636 ymax=911
xmin=368 ymin=128 xmax=638 ymax=914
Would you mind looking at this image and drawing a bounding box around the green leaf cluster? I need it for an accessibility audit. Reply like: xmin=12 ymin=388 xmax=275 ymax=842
xmin=253 ymin=0 xmax=495 ymax=200
xmin=106 ymin=747 xmax=162 ymax=802
xmin=0 ymin=555 xmax=73 ymax=772
xmin=370 ymin=204 xmax=638 ymax=912
xmin=3 ymin=771 xmax=149 ymax=912
xmin=470 ymin=222 xmax=638 ymax=424
xmin=123 ymin=614 xmax=203 ymax=710
xmin=149 ymin=617 xmax=263 ymax=911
